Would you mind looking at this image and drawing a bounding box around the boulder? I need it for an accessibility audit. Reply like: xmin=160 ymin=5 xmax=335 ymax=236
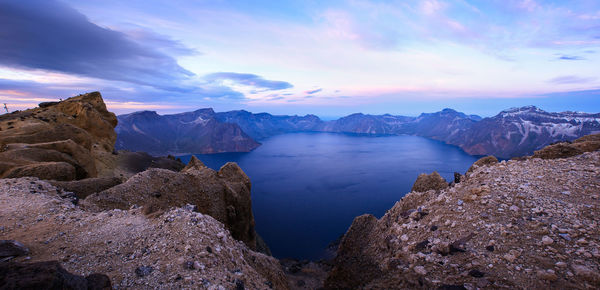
xmin=411 ymin=171 xmax=448 ymax=192
xmin=467 ymin=156 xmax=498 ymax=173
xmin=0 ymin=261 xmax=111 ymax=289
xmin=82 ymin=162 xmax=257 ymax=250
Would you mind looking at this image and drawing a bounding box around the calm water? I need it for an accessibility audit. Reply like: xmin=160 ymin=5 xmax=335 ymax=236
xmin=178 ymin=132 xmax=477 ymax=260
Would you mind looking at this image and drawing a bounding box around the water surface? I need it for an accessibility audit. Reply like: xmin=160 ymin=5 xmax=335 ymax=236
xmin=179 ymin=132 xmax=477 ymax=260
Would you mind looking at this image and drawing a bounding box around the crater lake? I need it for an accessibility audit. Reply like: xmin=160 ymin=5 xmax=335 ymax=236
xmin=178 ymin=132 xmax=478 ymax=260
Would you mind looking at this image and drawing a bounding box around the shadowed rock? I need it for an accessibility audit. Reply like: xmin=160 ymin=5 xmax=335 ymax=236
xmin=0 ymin=261 xmax=111 ymax=289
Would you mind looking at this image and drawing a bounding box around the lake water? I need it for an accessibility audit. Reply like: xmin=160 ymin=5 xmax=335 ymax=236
xmin=178 ymin=132 xmax=478 ymax=260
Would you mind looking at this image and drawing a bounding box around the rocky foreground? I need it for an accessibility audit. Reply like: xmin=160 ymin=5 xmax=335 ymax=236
xmin=0 ymin=178 xmax=287 ymax=289
xmin=327 ymin=150 xmax=600 ymax=289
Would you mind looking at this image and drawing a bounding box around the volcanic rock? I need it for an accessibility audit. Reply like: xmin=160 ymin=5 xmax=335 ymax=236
xmin=82 ymin=162 xmax=257 ymax=250
xmin=411 ymin=171 xmax=448 ymax=192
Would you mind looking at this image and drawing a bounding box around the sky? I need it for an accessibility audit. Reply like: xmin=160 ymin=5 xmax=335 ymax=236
xmin=1 ymin=0 xmax=599 ymax=117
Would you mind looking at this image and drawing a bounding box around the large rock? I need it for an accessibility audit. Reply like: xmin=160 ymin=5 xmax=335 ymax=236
xmin=411 ymin=171 xmax=448 ymax=192
xmin=0 ymin=92 xmax=117 ymax=180
xmin=533 ymin=134 xmax=600 ymax=159
xmin=466 ymin=155 xmax=498 ymax=173
xmin=82 ymin=161 xmax=257 ymax=250
xmin=0 ymin=261 xmax=111 ymax=289
xmin=324 ymin=214 xmax=381 ymax=289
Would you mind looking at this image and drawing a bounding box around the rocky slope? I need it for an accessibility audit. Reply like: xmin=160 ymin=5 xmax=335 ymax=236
xmin=116 ymin=109 xmax=260 ymax=155
xmin=326 ymin=142 xmax=600 ymax=289
xmin=82 ymin=156 xmax=258 ymax=250
xmin=0 ymin=178 xmax=287 ymax=289
xmin=0 ymin=92 xmax=117 ymax=180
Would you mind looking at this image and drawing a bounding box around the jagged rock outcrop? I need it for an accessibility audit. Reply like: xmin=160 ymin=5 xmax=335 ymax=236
xmin=0 ymin=261 xmax=111 ymax=290
xmin=82 ymin=161 xmax=257 ymax=250
xmin=410 ymin=171 xmax=448 ymax=193
xmin=0 ymin=92 xmax=117 ymax=180
xmin=0 ymin=178 xmax=288 ymax=289
xmin=326 ymin=145 xmax=600 ymax=288
xmin=533 ymin=133 xmax=600 ymax=159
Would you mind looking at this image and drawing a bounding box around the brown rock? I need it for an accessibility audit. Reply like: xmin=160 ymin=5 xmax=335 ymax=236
xmin=182 ymin=155 xmax=206 ymax=172
xmin=467 ymin=156 xmax=498 ymax=173
xmin=0 ymin=92 xmax=117 ymax=180
xmin=533 ymin=143 xmax=583 ymax=159
xmin=411 ymin=171 xmax=448 ymax=192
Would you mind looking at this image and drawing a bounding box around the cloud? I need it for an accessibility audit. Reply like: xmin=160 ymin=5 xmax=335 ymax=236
xmin=556 ymin=54 xmax=585 ymax=61
xmin=547 ymin=75 xmax=596 ymax=84
xmin=305 ymin=88 xmax=322 ymax=94
xmin=0 ymin=0 xmax=194 ymax=91
xmin=203 ymin=72 xmax=293 ymax=90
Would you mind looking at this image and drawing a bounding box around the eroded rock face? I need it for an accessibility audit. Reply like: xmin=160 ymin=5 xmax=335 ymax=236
xmin=82 ymin=162 xmax=257 ymax=250
xmin=0 ymin=178 xmax=288 ymax=289
xmin=411 ymin=171 xmax=448 ymax=193
xmin=0 ymin=92 xmax=117 ymax=180
xmin=326 ymin=150 xmax=600 ymax=289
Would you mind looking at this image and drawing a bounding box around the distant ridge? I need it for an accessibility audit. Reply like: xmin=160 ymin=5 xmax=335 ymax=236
xmin=116 ymin=106 xmax=600 ymax=158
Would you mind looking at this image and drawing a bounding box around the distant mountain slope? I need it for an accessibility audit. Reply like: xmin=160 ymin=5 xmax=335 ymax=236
xmin=214 ymin=110 xmax=323 ymax=140
xmin=115 ymin=109 xmax=260 ymax=155
xmin=451 ymin=106 xmax=600 ymax=158
xmin=116 ymin=106 xmax=600 ymax=158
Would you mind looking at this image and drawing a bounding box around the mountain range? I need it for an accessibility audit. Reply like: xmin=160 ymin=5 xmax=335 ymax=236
xmin=115 ymin=106 xmax=600 ymax=158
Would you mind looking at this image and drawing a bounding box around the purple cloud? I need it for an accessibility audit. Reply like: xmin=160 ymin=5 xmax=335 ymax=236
xmin=204 ymin=72 xmax=293 ymax=90
xmin=0 ymin=0 xmax=194 ymax=91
